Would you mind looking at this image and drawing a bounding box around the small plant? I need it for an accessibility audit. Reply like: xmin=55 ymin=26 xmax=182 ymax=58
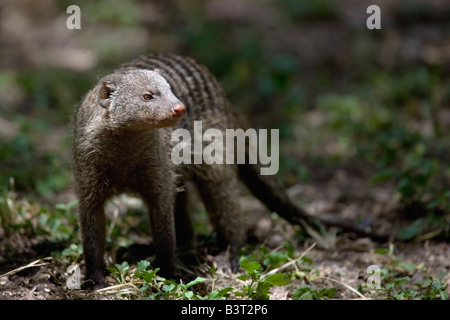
xmin=100 ymin=243 xmax=311 ymax=300
xmin=104 ymin=258 xmax=292 ymax=300
xmin=414 ymin=275 xmax=449 ymax=300
xmin=313 ymin=91 xmax=450 ymax=241
xmin=206 ymin=266 xmax=234 ymax=300
xmin=108 ymin=261 xmax=131 ymax=285
xmin=57 ymin=243 xmax=83 ymax=263
xmin=37 ymin=200 xmax=78 ymax=242
xmin=372 ymin=143 xmax=450 ymax=214
xmin=106 ymin=260 xmax=209 ymax=300
xmin=0 ymin=129 xmax=70 ymax=195
xmin=0 ymin=184 xmax=78 ymax=242
xmin=292 ymin=285 xmax=337 ymax=300
xmin=380 ymin=274 xmax=448 ymax=300
xmin=242 ymin=242 xmax=295 ymax=269
xmin=235 ymin=259 xmax=290 ymax=300
xmin=371 ymin=143 xmax=450 ymax=240
xmin=361 ymin=246 xmax=449 ymax=300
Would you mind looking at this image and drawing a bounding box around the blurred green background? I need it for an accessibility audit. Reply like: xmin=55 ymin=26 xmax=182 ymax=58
xmin=0 ymin=0 xmax=449 ymax=239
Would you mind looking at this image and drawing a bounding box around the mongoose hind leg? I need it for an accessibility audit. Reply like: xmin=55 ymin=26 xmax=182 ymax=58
xmin=193 ymin=166 xmax=245 ymax=272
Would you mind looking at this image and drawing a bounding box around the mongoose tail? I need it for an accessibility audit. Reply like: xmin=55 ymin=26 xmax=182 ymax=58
xmin=239 ymin=162 xmax=390 ymax=242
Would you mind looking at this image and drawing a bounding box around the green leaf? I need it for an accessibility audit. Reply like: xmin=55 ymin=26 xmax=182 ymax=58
xmin=208 ymin=287 xmax=233 ymax=300
xmin=292 ymin=285 xmax=335 ymax=300
xmin=240 ymin=259 xmax=261 ymax=273
xmin=264 ymin=273 xmax=290 ymax=286
xmin=185 ymin=277 xmax=207 ymax=289
xmin=370 ymin=169 xmax=398 ymax=184
xmin=155 ymin=275 xmax=166 ymax=282
xmin=208 ymin=291 xmax=222 ymax=300
xmin=162 ymin=284 xmax=176 ymax=292
xmin=399 ymin=262 xmax=417 ymax=273
xmin=209 ymin=266 xmax=218 ymax=275
xmin=115 ymin=261 xmax=130 ymax=273
xmin=298 ymin=292 xmax=314 ymax=300
xmin=374 ymin=248 xmax=389 ymax=255
xmin=321 ymin=287 xmax=337 ymax=298
xmin=292 ymin=286 xmax=310 ymax=300
xmin=399 ymin=219 xmax=424 ymax=240
xmin=143 ymin=269 xmax=159 ymax=283
xmin=393 ymin=276 xmax=411 ymax=286
xmin=253 ymin=281 xmax=272 ymax=300
xmin=106 ymin=266 xmax=119 ymax=275
xmin=237 ymin=274 xmax=250 ymax=281
xmin=437 ymin=272 xmax=448 ymax=281
xmin=219 ymin=287 xmax=234 ymax=295
xmin=301 ymin=256 xmax=313 ymax=265
xmin=137 ymin=260 xmax=151 ymax=272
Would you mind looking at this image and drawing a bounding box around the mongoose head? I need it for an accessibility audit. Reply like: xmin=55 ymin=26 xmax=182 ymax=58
xmin=97 ymin=70 xmax=185 ymax=131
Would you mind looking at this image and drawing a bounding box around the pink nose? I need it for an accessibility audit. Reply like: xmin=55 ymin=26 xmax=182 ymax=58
xmin=172 ymin=104 xmax=186 ymax=116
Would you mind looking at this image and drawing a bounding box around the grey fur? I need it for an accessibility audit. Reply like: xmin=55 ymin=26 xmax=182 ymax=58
xmin=72 ymin=53 xmax=383 ymax=289
xmin=73 ymin=67 xmax=186 ymax=287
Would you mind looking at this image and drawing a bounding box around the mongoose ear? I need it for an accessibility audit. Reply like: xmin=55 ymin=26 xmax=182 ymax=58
xmin=97 ymin=79 xmax=116 ymax=109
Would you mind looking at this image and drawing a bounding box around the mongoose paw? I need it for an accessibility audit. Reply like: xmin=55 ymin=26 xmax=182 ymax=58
xmin=154 ymin=259 xmax=176 ymax=280
xmin=82 ymin=271 xmax=109 ymax=290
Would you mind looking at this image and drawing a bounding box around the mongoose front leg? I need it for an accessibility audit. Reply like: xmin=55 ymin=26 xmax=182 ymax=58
xmin=174 ymin=185 xmax=199 ymax=267
xmin=78 ymin=198 xmax=108 ymax=288
xmin=174 ymin=185 xmax=194 ymax=248
xmin=144 ymin=201 xmax=176 ymax=277
xmin=140 ymin=173 xmax=177 ymax=278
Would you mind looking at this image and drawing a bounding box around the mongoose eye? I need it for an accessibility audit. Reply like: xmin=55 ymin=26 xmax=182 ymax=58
xmin=143 ymin=93 xmax=154 ymax=101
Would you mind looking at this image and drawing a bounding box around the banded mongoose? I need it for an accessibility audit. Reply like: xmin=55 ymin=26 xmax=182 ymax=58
xmin=72 ymin=53 xmax=387 ymax=288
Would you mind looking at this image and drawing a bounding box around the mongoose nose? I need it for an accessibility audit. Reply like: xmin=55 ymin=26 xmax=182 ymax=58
xmin=172 ymin=104 xmax=186 ymax=116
